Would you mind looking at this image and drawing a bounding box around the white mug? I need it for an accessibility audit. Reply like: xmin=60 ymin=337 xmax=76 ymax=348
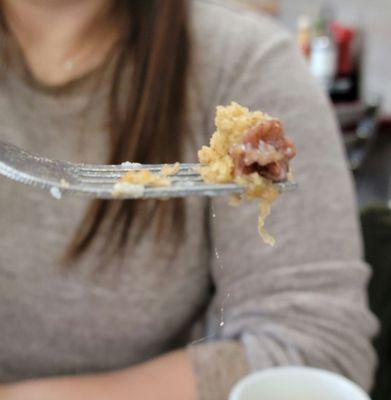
xmin=229 ymin=366 xmax=370 ymax=400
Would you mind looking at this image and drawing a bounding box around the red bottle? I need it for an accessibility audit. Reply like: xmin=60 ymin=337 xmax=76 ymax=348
xmin=330 ymin=22 xmax=362 ymax=103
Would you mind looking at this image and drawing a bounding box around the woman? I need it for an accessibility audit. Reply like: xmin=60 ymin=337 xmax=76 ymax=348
xmin=0 ymin=0 xmax=377 ymax=399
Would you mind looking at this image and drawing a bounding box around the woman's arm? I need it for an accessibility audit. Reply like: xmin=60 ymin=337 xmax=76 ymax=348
xmin=0 ymin=351 xmax=197 ymax=400
xmin=186 ymin=4 xmax=378 ymax=400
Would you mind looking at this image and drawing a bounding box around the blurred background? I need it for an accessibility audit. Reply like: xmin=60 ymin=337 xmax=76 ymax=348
xmin=236 ymin=0 xmax=391 ymax=205
xmin=235 ymin=1 xmax=391 ymax=399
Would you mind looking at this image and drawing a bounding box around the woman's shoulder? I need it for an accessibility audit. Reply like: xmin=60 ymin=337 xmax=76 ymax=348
xmin=188 ymin=0 xmax=295 ymax=129
xmin=191 ymin=0 xmax=291 ymax=51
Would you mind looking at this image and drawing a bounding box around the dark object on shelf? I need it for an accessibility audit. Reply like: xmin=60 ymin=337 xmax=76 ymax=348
xmin=330 ymin=23 xmax=363 ymax=103
xmin=354 ymin=119 xmax=391 ymax=208
xmin=361 ymin=206 xmax=391 ymax=400
xmin=336 ymin=96 xmax=381 ymax=170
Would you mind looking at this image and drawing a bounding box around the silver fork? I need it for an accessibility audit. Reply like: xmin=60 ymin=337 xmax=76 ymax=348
xmin=0 ymin=140 xmax=297 ymax=199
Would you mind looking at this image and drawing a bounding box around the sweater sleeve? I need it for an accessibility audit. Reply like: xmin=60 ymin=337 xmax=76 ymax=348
xmin=187 ymin=6 xmax=378 ymax=400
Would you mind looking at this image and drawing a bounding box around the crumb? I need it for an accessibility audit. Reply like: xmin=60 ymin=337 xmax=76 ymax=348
xmin=118 ymin=169 xmax=171 ymax=187
xmin=50 ymin=187 xmax=62 ymax=200
xmin=121 ymin=161 xmax=142 ymax=168
xmin=161 ymin=162 xmax=181 ymax=177
xmin=228 ymin=194 xmax=242 ymax=207
xmin=60 ymin=179 xmax=70 ymax=189
xmin=112 ymin=182 xmax=145 ymax=199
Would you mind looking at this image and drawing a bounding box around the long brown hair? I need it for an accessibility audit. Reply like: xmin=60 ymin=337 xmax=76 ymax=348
xmin=66 ymin=0 xmax=191 ymax=261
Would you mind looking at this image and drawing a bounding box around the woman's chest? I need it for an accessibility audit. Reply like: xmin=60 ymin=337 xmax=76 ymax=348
xmin=0 ymin=184 xmax=211 ymax=381
xmin=0 ymin=69 xmax=212 ymax=381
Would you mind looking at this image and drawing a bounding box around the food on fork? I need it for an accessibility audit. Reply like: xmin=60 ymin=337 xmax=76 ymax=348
xmin=113 ymin=163 xmax=182 ymax=197
xmin=117 ymin=169 xmax=171 ymax=187
xmin=113 ymin=102 xmax=296 ymax=246
xmin=198 ymin=102 xmax=296 ymax=245
xmin=113 ymin=169 xmax=171 ymax=198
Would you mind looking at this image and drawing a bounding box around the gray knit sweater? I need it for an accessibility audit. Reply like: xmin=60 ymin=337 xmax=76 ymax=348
xmin=0 ymin=1 xmax=378 ymax=399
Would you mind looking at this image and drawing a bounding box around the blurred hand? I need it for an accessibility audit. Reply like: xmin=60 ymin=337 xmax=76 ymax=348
xmin=0 ymin=383 xmax=38 ymax=400
xmin=0 ymin=385 xmax=16 ymax=400
xmin=0 ymin=351 xmax=196 ymax=400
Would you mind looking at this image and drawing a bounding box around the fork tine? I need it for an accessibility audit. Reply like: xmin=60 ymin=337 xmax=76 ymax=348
xmin=76 ymin=163 xmax=199 ymax=172
xmin=45 ymin=180 xmax=296 ymax=199
xmin=76 ymin=170 xmax=200 ymax=179
xmin=74 ymin=162 xmax=201 ymax=183
xmin=78 ymin=177 xmax=204 ymax=185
